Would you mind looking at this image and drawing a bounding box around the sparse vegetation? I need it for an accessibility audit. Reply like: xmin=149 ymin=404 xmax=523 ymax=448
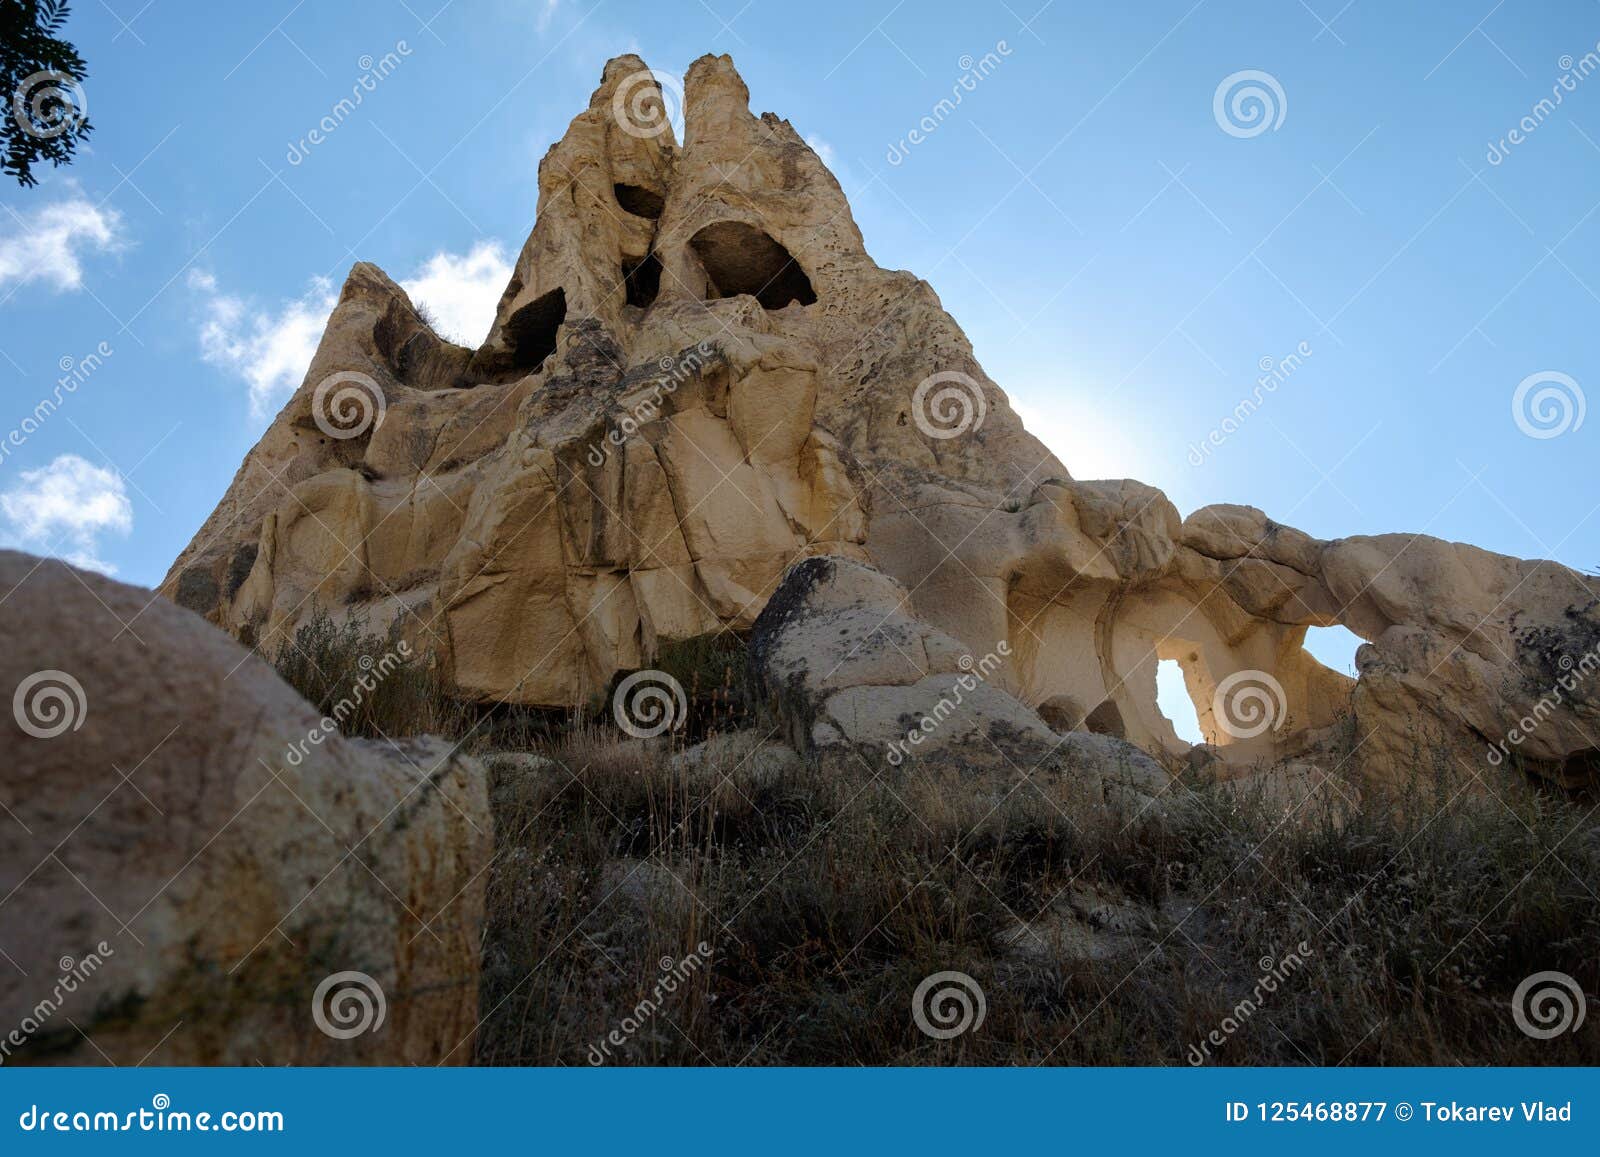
xmin=475 ymin=732 xmax=1600 ymax=1066
xmin=267 ymin=606 xmax=462 ymax=740
xmin=263 ymin=615 xmax=1599 ymax=1066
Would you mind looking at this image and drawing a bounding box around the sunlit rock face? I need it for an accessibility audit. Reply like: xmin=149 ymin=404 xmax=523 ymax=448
xmin=164 ymin=53 xmax=1600 ymax=789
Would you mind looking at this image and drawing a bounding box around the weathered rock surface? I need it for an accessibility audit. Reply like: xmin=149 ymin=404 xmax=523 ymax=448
xmin=0 ymin=551 xmax=490 ymax=1065
xmin=749 ymin=554 xmax=1171 ymax=813
xmin=162 ymin=52 xmax=1600 ymax=791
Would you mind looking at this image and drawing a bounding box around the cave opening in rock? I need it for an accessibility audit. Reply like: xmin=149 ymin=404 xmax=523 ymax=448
xmin=688 ymin=220 xmax=817 ymax=310
xmin=1155 ymin=658 xmax=1204 ymax=745
xmin=503 ymin=287 xmax=566 ymax=372
xmin=1083 ymin=699 xmax=1127 ymax=740
xmin=614 ymin=183 xmax=665 ymax=219
xmin=623 ymin=253 xmax=661 ymax=309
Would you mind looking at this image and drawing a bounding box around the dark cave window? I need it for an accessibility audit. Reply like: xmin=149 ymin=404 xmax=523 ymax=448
xmin=688 ymin=221 xmax=816 ymax=310
xmin=504 ymin=287 xmax=566 ymax=372
xmin=622 ymin=254 xmax=661 ymax=309
xmin=614 ymin=183 xmax=665 ymax=219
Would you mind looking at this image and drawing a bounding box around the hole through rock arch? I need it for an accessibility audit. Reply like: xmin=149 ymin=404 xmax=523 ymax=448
xmin=1155 ymin=658 xmax=1204 ymax=745
xmin=688 ymin=220 xmax=817 ymax=310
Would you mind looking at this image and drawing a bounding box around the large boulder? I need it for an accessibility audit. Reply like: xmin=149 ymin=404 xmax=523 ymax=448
xmin=0 ymin=551 xmax=491 ymax=1065
xmin=748 ymin=555 xmax=1169 ymax=810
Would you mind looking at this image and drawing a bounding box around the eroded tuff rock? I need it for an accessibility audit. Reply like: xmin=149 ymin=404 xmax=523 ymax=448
xmin=163 ymin=53 xmax=1600 ymax=789
xmin=0 ymin=551 xmax=490 ymax=1065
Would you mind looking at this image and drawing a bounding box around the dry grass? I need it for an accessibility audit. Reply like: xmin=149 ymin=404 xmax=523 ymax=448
xmin=473 ymin=729 xmax=1600 ymax=1066
xmin=265 ymin=621 xmax=1600 ymax=1065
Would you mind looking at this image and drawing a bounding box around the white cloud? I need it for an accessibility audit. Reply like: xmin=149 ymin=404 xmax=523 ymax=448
xmin=192 ymin=270 xmax=338 ymax=419
xmin=400 ymin=241 xmax=512 ymax=346
xmin=537 ymin=0 xmax=560 ymax=32
xmin=0 ymin=454 xmax=132 ymax=575
xmin=0 ymin=191 xmax=123 ymax=294
xmin=191 ymin=242 xmax=512 ymax=418
xmin=805 ymin=134 xmax=837 ymax=168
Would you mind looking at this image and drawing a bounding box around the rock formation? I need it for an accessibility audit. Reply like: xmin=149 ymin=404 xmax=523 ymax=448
xmin=0 ymin=551 xmax=490 ymax=1065
xmin=162 ymin=53 xmax=1600 ymax=790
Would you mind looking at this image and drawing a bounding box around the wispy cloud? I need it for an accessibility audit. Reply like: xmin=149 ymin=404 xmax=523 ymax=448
xmin=191 ymin=242 xmax=513 ymax=418
xmin=191 ymin=270 xmax=338 ymax=419
xmin=399 ymin=241 xmax=511 ymax=346
xmin=0 ymin=190 xmax=124 ymax=294
xmin=0 ymin=454 xmax=133 ymax=575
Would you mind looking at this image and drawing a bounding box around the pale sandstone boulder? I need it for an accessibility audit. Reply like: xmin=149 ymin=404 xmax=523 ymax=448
xmin=0 ymin=551 xmax=490 ymax=1065
xmin=748 ymin=555 xmax=1169 ymax=812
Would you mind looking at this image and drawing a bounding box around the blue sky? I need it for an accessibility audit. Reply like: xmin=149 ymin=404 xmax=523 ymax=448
xmin=3 ymin=0 xmax=1599 ymax=709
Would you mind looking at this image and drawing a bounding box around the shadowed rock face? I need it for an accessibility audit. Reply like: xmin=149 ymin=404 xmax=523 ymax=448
xmin=163 ymin=52 xmax=1600 ymax=789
